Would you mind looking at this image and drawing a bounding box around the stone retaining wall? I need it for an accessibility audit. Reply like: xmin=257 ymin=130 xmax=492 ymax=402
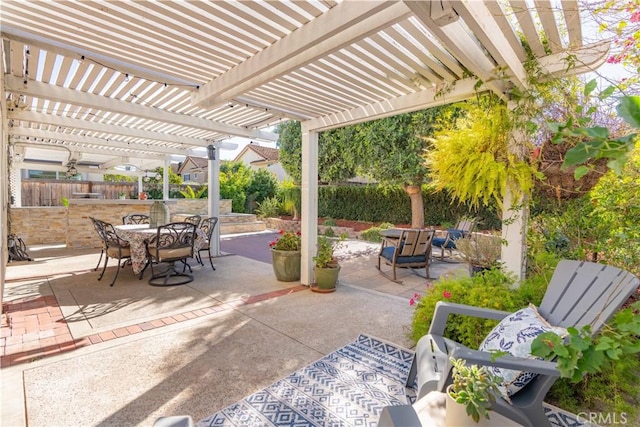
xmin=264 ymin=218 xmax=360 ymax=239
xmin=9 ymin=199 xmax=234 ymax=248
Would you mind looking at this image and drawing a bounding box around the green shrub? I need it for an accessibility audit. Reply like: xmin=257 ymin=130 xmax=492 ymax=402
xmin=323 ymin=217 xmax=337 ymax=226
xmin=255 ymin=196 xmax=280 ymax=218
xmin=410 ymin=265 xmax=553 ymax=348
xmin=323 ymin=226 xmax=335 ymax=237
xmin=360 ymin=222 xmax=394 ymax=242
xmin=410 ymin=269 xmax=524 ymax=348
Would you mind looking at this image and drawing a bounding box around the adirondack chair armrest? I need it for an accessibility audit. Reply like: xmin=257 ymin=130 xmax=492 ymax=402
xmin=428 ymin=301 xmax=511 ymax=335
xmin=449 ymin=346 xmax=561 ymax=377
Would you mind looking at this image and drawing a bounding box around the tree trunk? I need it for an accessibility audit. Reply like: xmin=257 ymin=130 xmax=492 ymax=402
xmin=405 ymin=184 xmax=424 ymax=228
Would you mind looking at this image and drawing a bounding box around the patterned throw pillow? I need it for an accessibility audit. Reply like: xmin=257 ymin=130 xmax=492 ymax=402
xmin=478 ymin=304 xmax=567 ymax=399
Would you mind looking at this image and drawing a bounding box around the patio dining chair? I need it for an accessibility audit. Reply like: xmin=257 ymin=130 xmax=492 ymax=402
xmin=122 ymin=213 xmax=150 ymax=225
xmin=183 ymin=214 xmax=202 ymax=228
xmin=431 ymin=216 xmax=477 ymax=261
xmin=144 ymin=222 xmax=197 ymax=286
xmin=376 ymin=229 xmax=435 ymax=283
xmin=196 ymin=216 xmax=219 ymax=270
xmin=89 ymin=217 xmax=131 ymax=287
xmin=385 ymin=260 xmax=640 ymax=427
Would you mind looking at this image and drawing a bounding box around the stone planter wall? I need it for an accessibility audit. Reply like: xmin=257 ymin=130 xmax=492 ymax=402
xmin=265 ymin=218 xmax=360 ymax=239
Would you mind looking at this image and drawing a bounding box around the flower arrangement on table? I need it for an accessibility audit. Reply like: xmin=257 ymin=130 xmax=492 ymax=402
xmin=269 ymin=230 xmax=301 ymax=251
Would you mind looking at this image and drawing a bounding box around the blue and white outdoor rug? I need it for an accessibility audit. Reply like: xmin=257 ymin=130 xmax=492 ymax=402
xmin=197 ymin=334 xmax=587 ymax=426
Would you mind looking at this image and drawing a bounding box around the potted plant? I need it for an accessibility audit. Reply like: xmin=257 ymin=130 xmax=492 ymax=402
xmin=269 ymin=230 xmax=301 ymax=282
xmin=445 ymin=358 xmax=502 ymax=426
xmin=312 ymin=235 xmax=344 ymax=293
xmin=454 ymin=232 xmax=502 ymax=275
xmin=119 ymin=192 xmax=127 ymax=200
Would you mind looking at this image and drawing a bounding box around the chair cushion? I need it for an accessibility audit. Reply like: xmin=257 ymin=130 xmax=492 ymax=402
xmin=432 ymin=237 xmax=456 ymax=249
xmin=380 ymin=246 xmax=426 ymax=264
xmin=157 ymin=247 xmax=192 ymax=260
xmin=478 ymin=304 xmax=567 ymax=399
xmin=107 ymin=246 xmax=130 ymax=257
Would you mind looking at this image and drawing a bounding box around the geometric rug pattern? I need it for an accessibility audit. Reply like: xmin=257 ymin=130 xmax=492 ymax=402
xmin=197 ymin=334 xmax=588 ymax=426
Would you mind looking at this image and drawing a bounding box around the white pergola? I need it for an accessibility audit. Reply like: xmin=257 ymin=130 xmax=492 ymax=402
xmin=1 ymin=1 xmax=608 ymax=298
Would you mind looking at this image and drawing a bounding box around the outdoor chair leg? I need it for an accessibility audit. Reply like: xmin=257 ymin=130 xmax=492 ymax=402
xmin=94 ymin=250 xmax=104 ymax=271
xmin=98 ymin=256 xmax=109 ymax=281
xmin=110 ymin=258 xmax=123 ymax=287
xmin=207 ymin=249 xmax=216 ymax=270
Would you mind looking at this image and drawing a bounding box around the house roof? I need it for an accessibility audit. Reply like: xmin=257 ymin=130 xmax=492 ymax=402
xmin=1 ymin=1 xmax=608 ymax=177
xmin=234 ymin=145 xmax=280 ymax=163
xmin=177 ymin=156 xmax=209 ymax=174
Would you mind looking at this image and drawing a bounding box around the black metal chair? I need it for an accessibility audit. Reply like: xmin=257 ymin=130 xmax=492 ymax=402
xmin=89 ymin=217 xmax=131 ymax=287
xmin=196 ymin=216 xmax=219 ymax=270
xmin=144 ymin=222 xmax=197 ymax=286
xmin=122 ymin=213 xmax=150 ymax=225
xmin=183 ymin=214 xmax=202 ymax=228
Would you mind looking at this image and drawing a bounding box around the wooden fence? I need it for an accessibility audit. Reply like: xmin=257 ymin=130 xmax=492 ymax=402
xmin=21 ymin=180 xmax=139 ymax=206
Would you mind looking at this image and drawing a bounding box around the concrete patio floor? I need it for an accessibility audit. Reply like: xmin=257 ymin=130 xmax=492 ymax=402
xmin=1 ymin=234 xmax=468 ymax=427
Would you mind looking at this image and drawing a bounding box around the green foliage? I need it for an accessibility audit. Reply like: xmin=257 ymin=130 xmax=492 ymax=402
xmin=179 ymin=185 xmax=207 ymax=199
xmin=550 ymin=92 xmax=639 ymax=177
xmin=103 ymin=174 xmax=136 ymax=182
xmin=322 ymin=217 xmax=337 ymax=226
xmin=255 ymin=196 xmax=280 ymax=218
xmin=323 ymin=226 xmax=335 ymax=237
xmin=276 ymin=121 xmax=302 ymax=183
xmin=410 ymin=269 xmax=529 ymax=348
xmin=531 ymin=301 xmax=640 ymax=382
xmin=219 ymin=161 xmax=252 ymax=213
xmin=427 ymin=101 xmax=537 ymax=209
xmin=61 ymin=197 xmax=69 ymax=207
xmin=449 ymin=358 xmax=503 ymax=423
xmin=269 ymin=231 xmax=301 ymax=251
xmin=359 ymin=222 xmax=394 ymax=243
xmin=317 ymin=185 xmax=501 ymax=229
xmin=313 ymin=235 xmax=344 ymax=268
xmin=529 ymin=149 xmax=640 ymax=276
xmin=246 ymin=168 xmax=279 ymax=210
xmin=279 ymin=180 xmax=301 ymax=219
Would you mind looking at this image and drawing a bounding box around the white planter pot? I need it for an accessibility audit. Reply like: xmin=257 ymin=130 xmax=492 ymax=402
xmin=445 ymin=385 xmax=494 ymax=426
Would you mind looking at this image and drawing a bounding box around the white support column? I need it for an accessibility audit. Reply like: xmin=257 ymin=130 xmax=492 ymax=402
xmin=300 ymin=125 xmax=318 ymax=286
xmin=501 ymin=188 xmax=528 ymax=282
xmin=9 ymin=161 xmax=22 ymax=207
xmin=502 ymin=101 xmax=529 ymax=283
xmin=207 ymin=144 xmax=220 ymax=256
xmin=163 ymin=157 xmax=170 ymax=200
xmin=138 ymin=175 xmax=143 ymax=197
xmin=1 ymin=75 xmax=8 ymax=320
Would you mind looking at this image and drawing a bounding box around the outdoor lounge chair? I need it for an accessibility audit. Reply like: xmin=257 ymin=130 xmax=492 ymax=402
xmin=90 ymin=217 xmax=132 ymax=287
xmin=144 ymin=222 xmax=197 ymax=286
xmin=431 ymin=216 xmax=476 ymax=260
xmin=196 ymin=216 xmax=218 ymax=270
xmin=381 ymin=260 xmax=639 ymax=427
xmin=376 ymin=229 xmax=435 ymax=283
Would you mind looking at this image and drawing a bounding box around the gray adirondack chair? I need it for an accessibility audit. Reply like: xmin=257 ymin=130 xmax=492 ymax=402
xmin=385 ymin=260 xmax=639 ymax=427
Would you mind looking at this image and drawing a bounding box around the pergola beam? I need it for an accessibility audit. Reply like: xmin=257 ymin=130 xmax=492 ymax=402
xmin=450 ymin=0 xmax=529 ymax=91
xmin=8 ymin=111 xmax=215 ymax=148
xmin=9 ymin=128 xmax=175 ymax=158
xmin=192 ymin=1 xmax=411 ymax=109
xmin=304 ymin=77 xmax=483 ymax=132
xmin=404 ymin=1 xmax=509 ymax=99
xmin=5 ymin=75 xmax=278 ymax=141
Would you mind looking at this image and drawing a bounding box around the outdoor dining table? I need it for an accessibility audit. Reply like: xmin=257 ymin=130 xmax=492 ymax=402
xmin=114 ymin=224 xmax=206 ymax=276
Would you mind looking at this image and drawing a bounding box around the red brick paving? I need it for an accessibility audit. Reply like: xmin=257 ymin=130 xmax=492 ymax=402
xmin=1 ymin=285 xmax=307 ymax=367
